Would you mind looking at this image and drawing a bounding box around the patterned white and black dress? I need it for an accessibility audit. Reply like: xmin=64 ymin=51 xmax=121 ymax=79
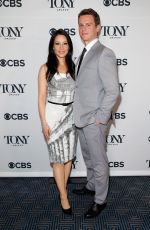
xmin=45 ymin=73 xmax=77 ymax=163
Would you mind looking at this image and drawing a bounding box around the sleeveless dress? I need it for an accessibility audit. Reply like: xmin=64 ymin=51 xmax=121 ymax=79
xmin=45 ymin=73 xmax=77 ymax=164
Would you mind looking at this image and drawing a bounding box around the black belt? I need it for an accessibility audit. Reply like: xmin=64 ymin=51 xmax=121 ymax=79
xmin=48 ymin=101 xmax=73 ymax=106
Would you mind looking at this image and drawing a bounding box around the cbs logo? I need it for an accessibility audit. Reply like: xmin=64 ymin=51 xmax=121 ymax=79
xmin=0 ymin=0 xmax=22 ymax=7
xmin=103 ymin=0 xmax=130 ymax=6
xmin=0 ymin=59 xmax=25 ymax=67
xmin=49 ymin=28 xmax=75 ymax=36
xmin=4 ymin=113 xmax=28 ymax=120
xmin=8 ymin=162 xmax=32 ymax=169
xmin=108 ymin=161 xmax=124 ymax=167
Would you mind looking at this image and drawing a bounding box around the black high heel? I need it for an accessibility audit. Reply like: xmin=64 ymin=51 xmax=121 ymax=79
xmin=61 ymin=206 xmax=72 ymax=215
xmin=59 ymin=195 xmax=72 ymax=215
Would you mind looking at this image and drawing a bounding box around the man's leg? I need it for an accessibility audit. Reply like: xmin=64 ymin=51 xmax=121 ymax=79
xmin=77 ymin=127 xmax=95 ymax=191
xmin=83 ymin=123 xmax=109 ymax=204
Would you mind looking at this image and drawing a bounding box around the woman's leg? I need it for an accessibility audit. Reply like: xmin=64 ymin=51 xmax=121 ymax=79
xmin=64 ymin=160 xmax=72 ymax=188
xmin=53 ymin=163 xmax=70 ymax=209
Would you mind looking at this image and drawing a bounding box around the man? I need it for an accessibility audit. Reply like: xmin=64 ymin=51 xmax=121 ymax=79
xmin=73 ymin=8 xmax=119 ymax=218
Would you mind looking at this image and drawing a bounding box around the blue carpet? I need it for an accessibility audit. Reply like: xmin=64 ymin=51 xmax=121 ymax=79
xmin=0 ymin=177 xmax=150 ymax=230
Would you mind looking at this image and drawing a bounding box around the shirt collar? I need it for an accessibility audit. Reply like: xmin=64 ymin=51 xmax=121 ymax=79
xmin=85 ymin=38 xmax=98 ymax=53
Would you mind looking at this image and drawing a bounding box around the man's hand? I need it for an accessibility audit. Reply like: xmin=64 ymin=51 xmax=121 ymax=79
xmin=95 ymin=120 xmax=101 ymax=127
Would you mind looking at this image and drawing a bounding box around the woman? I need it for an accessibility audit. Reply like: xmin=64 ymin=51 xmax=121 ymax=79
xmin=38 ymin=29 xmax=77 ymax=215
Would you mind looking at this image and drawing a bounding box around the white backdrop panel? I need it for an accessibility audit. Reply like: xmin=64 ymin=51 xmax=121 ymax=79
xmin=0 ymin=0 xmax=150 ymax=176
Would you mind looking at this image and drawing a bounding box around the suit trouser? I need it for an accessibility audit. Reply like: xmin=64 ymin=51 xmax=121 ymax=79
xmin=77 ymin=123 xmax=109 ymax=204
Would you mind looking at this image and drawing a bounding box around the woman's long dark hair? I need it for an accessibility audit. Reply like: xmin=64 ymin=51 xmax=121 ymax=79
xmin=46 ymin=29 xmax=75 ymax=81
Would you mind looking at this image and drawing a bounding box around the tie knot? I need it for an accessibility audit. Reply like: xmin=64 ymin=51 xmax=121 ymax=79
xmin=82 ymin=47 xmax=87 ymax=55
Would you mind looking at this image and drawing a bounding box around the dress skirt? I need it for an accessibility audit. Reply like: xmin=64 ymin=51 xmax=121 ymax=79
xmin=45 ymin=102 xmax=77 ymax=164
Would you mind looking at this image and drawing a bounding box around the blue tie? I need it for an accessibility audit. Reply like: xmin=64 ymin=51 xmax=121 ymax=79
xmin=77 ymin=48 xmax=86 ymax=75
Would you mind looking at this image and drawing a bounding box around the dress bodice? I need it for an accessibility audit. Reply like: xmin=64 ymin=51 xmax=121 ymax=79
xmin=47 ymin=73 xmax=75 ymax=104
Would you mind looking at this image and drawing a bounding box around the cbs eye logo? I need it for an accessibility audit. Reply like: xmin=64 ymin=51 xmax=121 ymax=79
xmin=4 ymin=113 xmax=11 ymax=120
xmin=49 ymin=28 xmax=56 ymax=35
xmin=0 ymin=59 xmax=6 ymax=66
xmin=103 ymin=0 xmax=111 ymax=6
xmin=8 ymin=162 xmax=15 ymax=169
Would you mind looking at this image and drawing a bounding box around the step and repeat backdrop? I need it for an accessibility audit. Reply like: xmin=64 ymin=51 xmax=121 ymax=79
xmin=0 ymin=0 xmax=150 ymax=177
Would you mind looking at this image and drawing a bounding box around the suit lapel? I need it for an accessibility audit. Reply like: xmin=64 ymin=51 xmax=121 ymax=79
xmin=76 ymin=41 xmax=101 ymax=77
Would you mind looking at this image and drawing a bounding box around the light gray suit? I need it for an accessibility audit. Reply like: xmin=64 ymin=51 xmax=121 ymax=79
xmin=73 ymin=41 xmax=119 ymax=204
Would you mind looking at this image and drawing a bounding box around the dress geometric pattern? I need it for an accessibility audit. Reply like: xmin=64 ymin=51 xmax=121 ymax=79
xmin=46 ymin=73 xmax=77 ymax=163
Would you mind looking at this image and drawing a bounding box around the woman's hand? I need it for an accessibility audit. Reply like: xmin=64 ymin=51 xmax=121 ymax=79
xmin=42 ymin=123 xmax=51 ymax=141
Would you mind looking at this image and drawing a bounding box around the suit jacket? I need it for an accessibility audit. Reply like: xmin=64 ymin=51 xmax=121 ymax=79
xmin=73 ymin=41 xmax=119 ymax=128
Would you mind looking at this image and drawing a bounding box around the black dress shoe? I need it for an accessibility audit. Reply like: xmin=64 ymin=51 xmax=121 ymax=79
xmin=84 ymin=202 xmax=107 ymax=218
xmin=72 ymin=186 xmax=95 ymax=195
xmin=61 ymin=206 xmax=72 ymax=215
